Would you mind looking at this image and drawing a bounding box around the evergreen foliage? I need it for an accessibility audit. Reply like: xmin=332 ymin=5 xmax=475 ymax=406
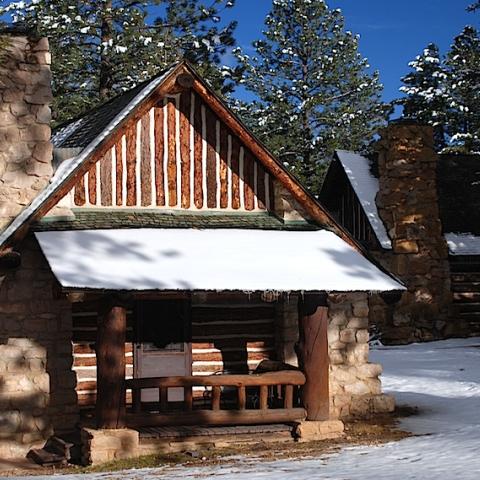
xmin=0 ymin=0 xmax=238 ymax=124
xmin=233 ymin=0 xmax=388 ymax=193
xmin=444 ymin=26 xmax=480 ymax=153
xmin=397 ymin=43 xmax=449 ymax=149
xmin=398 ymin=27 xmax=480 ymax=153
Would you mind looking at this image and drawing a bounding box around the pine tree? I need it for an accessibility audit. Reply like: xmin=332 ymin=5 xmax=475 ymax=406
xmin=467 ymin=1 xmax=480 ymax=12
xmin=0 ymin=0 xmax=237 ymax=124
xmin=398 ymin=43 xmax=449 ymax=149
xmin=234 ymin=0 xmax=388 ymax=193
xmin=443 ymin=26 xmax=480 ymax=153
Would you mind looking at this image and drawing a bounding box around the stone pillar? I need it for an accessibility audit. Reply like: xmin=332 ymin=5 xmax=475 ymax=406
xmin=0 ymin=30 xmax=53 ymax=231
xmin=376 ymin=122 xmax=452 ymax=342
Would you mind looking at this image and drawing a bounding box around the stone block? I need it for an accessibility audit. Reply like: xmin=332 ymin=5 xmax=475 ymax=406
xmin=356 ymin=329 xmax=370 ymax=344
xmin=347 ymin=317 xmax=369 ymax=329
xmin=81 ymin=428 xmax=140 ymax=466
xmin=357 ymin=362 xmax=382 ymax=379
xmin=339 ymin=328 xmax=356 ymax=343
xmin=372 ymin=394 xmax=395 ymax=413
xmin=352 ymin=302 xmax=369 ymax=317
xmin=394 ymin=239 xmax=419 ymax=254
xmin=294 ymin=420 xmax=344 ymax=442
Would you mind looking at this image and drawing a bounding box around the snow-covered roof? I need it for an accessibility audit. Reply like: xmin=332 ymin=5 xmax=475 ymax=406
xmin=0 ymin=64 xmax=178 ymax=250
xmin=35 ymin=228 xmax=404 ymax=292
xmin=445 ymin=233 xmax=480 ymax=256
xmin=335 ymin=150 xmax=392 ymax=249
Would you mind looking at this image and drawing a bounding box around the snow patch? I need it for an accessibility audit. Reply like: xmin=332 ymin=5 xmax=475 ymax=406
xmin=335 ymin=150 xmax=392 ymax=249
xmin=445 ymin=232 xmax=480 ymax=255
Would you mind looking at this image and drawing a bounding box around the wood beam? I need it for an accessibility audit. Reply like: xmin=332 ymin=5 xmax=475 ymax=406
xmin=96 ymin=295 xmax=127 ymax=429
xmin=297 ymin=294 xmax=330 ymax=421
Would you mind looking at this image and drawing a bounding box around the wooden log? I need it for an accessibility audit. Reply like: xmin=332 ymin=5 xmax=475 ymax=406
xmin=212 ymin=386 xmax=221 ymax=411
xmin=256 ymin=164 xmax=266 ymax=210
xmin=126 ymin=408 xmax=306 ymax=428
xmin=167 ymin=98 xmax=177 ymax=206
xmin=140 ymin=112 xmax=151 ymax=206
xmin=243 ymin=150 xmax=255 ymax=211
xmin=185 ymin=386 xmax=193 ymax=411
xmin=269 ymin=174 xmax=275 ymax=211
xmin=125 ymin=370 xmax=305 ymax=389
xmin=176 ymin=72 xmax=194 ymax=89
xmin=88 ymin=164 xmax=97 ymax=205
xmin=284 ymin=385 xmax=293 ymax=409
xmin=219 ymin=123 xmax=229 ymax=208
xmin=193 ymin=93 xmax=203 ymax=208
xmin=133 ymin=390 xmax=141 ymax=413
xmin=96 ymin=297 xmax=127 ymax=429
xmin=179 ymin=91 xmax=191 ymax=208
xmin=160 ymin=387 xmax=168 ymax=411
xmin=230 ymin=137 xmax=240 ymax=209
xmin=154 ymin=103 xmax=165 ymax=206
xmin=259 ymin=385 xmax=268 ymax=410
xmin=206 ymin=108 xmax=217 ymax=208
xmin=100 ymin=149 xmax=112 ymax=206
xmin=126 ymin=125 xmax=136 ymax=206
xmin=74 ymin=176 xmax=85 ymax=206
xmin=297 ymin=294 xmax=329 ymax=421
xmin=115 ymin=138 xmax=123 ymax=206
xmin=237 ymin=386 xmax=246 ymax=410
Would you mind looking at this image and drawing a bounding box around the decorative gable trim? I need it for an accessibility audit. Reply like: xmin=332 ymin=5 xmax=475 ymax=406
xmin=0 ymin=62 xmax=359 ymax=253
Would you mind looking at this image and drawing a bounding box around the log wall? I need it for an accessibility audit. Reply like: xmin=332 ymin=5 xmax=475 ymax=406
xmin=68 ymin=91 xmax=275 ymax=212
xmin=72 ymin=303 xmax=134 ymax=407
xmin=71 ymin=296 xmax=276 ymax=407
xmin=190 ymin=297 xmax=276 ymax=376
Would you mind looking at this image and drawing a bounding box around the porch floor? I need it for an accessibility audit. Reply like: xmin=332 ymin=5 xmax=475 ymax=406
xmin=136 ymin=424 xmax=296 ymax=454
xmin=138 ymin=423 xmax=295 ymax=439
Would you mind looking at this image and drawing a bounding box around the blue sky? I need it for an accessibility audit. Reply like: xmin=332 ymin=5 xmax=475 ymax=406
xmin=217 ymin=0 xmax=478 ymax=103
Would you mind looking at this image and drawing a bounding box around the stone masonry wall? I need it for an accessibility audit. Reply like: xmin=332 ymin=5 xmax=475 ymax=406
xmin=0 ymin=33 xmax=54 ymax=231
xmin=375 ymin=123 xmax=452 ymax=343
xmin=327 ymin=292 xmax=394 ymax=419
xmin=0 ymin=235 xmax=79 ymax=459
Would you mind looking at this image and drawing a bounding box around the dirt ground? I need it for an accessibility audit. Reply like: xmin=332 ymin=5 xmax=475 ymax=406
xmin=0 ymin=406 xmax=416 ymax=477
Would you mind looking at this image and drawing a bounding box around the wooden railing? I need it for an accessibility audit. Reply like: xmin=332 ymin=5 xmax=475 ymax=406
xmin=125 ymin=371 xmax=306 ymax=427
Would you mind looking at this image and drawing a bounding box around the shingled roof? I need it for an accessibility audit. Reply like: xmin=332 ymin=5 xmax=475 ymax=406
xmin=323 ymin=151 xmax=480 ymax=254
xmin=52 ymin=69 xmax=170 ymax=149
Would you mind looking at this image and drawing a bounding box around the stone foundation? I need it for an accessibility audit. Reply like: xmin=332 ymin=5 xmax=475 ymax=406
xmin=294 ymin=420 xmax=344 ymax=442
xmin=0 ymin=235 xmax=79 ymax=459
xmin=81 ymin=428 xmax=139 ymax=466
xmin=328 ymin=292 xmax=395 ymax=419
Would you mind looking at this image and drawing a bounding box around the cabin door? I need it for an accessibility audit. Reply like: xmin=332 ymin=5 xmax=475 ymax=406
xmin=134 ymin=299 xmax=191 ymax=402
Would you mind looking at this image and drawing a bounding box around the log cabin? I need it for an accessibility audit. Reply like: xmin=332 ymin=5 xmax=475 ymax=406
xmin=0 ymin=33 xmax=403 ymax=464
xmin=320 ymin=123 xmax=480 ymax=344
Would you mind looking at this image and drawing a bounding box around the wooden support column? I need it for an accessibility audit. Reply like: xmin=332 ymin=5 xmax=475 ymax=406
xmin=297 ymin=293 xmax=329 ymax=421
xmin=96 ymin=295 xmax=128 ymax=429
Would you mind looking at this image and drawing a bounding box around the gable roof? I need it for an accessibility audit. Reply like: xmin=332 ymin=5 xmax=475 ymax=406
xmin=323 ymin=150 xmax=480 ymax=255
xmin=334 ymin=150 xmax=392 ymax=249
xmin=0 ymin=61 xmax=359 ymax=254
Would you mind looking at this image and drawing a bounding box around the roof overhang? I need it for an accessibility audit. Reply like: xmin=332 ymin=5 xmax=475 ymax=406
xmin=35 ymin=228 xmax=405 ymax=292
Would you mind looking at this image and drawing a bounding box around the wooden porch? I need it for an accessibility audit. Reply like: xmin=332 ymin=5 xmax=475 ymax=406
xmin=88 ymin=292 xmax=331 ymax=430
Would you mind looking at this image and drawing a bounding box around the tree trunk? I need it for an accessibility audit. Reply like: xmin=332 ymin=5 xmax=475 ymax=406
xmin=96 ymin=295 xmax=127 ymax=429
xmin=297 ymin=293 xmax=330 ymax=421
xmin=99 ymin=0 xmax=113 ymax=100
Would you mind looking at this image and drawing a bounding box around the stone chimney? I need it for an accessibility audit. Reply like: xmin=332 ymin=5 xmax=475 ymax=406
xmin=0 ymin=29 xmax=53 ymax=232
xmin=375 ymin=121 xmax=452 ymax=341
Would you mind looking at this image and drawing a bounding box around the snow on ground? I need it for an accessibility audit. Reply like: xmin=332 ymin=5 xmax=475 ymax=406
xmin=9 ymin=338 xmax=480 ymax=480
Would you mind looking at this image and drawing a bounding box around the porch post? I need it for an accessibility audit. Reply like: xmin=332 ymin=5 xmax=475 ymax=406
xmin=297 ymin=293 xmax=329 ymax=421
xmin=96 ymin=295 xmax=127 ymax=429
